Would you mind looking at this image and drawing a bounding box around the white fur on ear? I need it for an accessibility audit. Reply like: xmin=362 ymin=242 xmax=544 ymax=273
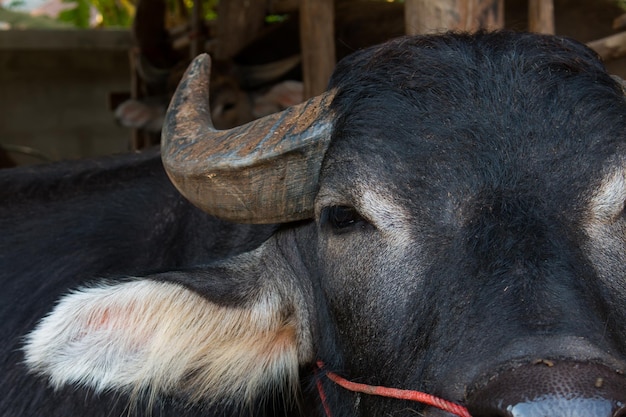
xmin=23 ymin=279 xmax=299 ymax=407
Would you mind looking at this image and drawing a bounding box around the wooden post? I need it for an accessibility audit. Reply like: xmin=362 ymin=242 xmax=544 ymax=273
xmin=405 ymin=0 xmax=503 ymax=35
xmin=528 ymin=0 xmax=554 ymax=34
xmin=300 ymin=0 xmax=335 ymax=99
xmin=215 ymin=0 xmax=266 ymax=60
xmin=190 ymin=0 xmax=203 ymax=59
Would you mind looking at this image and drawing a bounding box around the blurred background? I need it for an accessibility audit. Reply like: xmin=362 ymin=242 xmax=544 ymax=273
xmin=1 ymin=0 xmax=625 ymax=168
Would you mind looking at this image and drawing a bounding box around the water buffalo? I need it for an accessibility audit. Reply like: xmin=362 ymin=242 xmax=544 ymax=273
xmin=2 ymin=31 xmax=626 ymax=417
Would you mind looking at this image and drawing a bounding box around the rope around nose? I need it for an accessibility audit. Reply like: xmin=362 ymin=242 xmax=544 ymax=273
xmin=315 ymin=361 xmax=472 ymax=417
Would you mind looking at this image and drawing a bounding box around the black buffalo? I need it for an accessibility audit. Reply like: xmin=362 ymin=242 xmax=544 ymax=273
xmin=2 ymin=31 xmax=626 ymax=417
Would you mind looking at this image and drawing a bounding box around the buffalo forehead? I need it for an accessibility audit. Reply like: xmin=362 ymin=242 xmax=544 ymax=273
xmin=322 ymin=32 xmax=626 ymax=218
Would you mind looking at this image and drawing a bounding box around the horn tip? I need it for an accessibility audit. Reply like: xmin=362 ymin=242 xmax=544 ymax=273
xmin=192 ymin=52 xmax=211 ymax=69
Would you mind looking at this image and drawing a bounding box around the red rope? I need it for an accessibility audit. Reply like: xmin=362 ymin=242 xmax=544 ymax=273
xmin=315 ymin=371 xmax=334 ymax=417
xmin=316 ymin=361 xmax=472 ymax=417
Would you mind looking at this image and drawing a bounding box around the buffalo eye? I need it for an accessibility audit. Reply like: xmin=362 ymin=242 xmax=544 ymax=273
xmin=321 ymin=206 xmax=366 ymax=232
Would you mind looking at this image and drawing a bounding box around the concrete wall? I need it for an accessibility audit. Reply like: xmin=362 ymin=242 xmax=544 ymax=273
xmin=0 ymin=30 xmax=133 ymax=165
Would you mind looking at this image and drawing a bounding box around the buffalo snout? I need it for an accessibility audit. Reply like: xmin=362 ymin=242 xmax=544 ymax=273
xmin=466 ymin=361 xmax=626 ymax=417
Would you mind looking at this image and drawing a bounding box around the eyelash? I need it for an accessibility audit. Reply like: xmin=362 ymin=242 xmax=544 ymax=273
xmin=321 ymin=206 xmax=367 ymax=232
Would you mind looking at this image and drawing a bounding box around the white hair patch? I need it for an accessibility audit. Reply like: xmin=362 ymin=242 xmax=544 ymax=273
xmin=360 ymin=189 xmax=413 ymax=247
xmin=23 ymin=279 xmax=299 ymax=408
xmin=589 ymin=169 xmax=626 ymax=224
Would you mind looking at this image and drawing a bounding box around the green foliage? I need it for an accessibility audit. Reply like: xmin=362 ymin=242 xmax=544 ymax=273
xmin=179 ymin=0 xmax=218 ymax=22
xmin=0 ymin=0 xmax=219 ymax=29
xmin=92 ymin=0 xmax=135 ymax=27
xmin=57 ymin=0 xmax=134 ymax=27
xmin=57 ymin=0 xmax=92 ymax=28
xmin=266 ymin=14 xmax=287 ymax=24
xmin=5 ymin=0 xmax=26 ymax=8
xmin=0 ymin=8 xmax=73 ymax=29
xmin=56 ymin=0 xmax=219 ymax=28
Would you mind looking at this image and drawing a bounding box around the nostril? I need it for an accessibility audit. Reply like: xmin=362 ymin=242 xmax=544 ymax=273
xmin=466 ymin=361 xmax=626 ymax=417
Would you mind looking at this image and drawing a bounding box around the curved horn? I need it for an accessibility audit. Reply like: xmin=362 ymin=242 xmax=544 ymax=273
xmin=161 ymin=54 xmax=336 ymax=224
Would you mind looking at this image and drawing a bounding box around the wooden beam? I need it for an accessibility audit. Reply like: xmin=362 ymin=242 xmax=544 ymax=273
xmin=405 ymin=0 xmax=503 ymax=35
xmin=587 ymin=31 xmax=626 ymax=62
xmin=300 ymin=0 xmax=335 ymax=99
xmin=0 ymin=29 xmax=131 ymax=51
xmin=528 ymin=0 xmax=554 ymax=34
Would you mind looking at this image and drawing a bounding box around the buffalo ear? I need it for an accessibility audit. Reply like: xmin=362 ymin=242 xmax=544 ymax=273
xmin=23 ymin=241 xmax=312 ymax=409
